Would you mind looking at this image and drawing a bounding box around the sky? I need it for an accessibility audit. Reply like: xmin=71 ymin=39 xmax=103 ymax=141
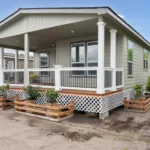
xmin=1 ymin=0 xmax=150 ymax=54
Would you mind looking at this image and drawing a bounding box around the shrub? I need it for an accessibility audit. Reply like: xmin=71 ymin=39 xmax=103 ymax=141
xmin=133 ymin=84 xmax=143 ymax=99
xmin=0 ymin=84 xmax=9 ymax=97
xmin=23 ymin=86 xmax=41 ymax=100
xmin=0 ymin=84 xmax=9 ymax=91
xmin=146 ymin=76 xmax=150 ymax=92
xmin=46 ymin=90 xmax=58 ymax=103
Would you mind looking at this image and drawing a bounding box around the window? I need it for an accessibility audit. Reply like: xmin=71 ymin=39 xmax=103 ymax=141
xmin=71 ymin=41 xmax=98 ymax=76
xmin=127 ymin=40 xmax=133 ymax=76
xmin=144 ymin=49 xmax=148 ymax=70
xmin=40 ymin=53 xmax=49 ymax=76
xmin=71 ymin=43 xmax=85 ymax=75
xmin=4 ymin=59 xmax=15 ymax=69
xmin=87 ymin=41 xmax=98 ymax=75
xmin=40 ymin=53 xmax=49 ymax=67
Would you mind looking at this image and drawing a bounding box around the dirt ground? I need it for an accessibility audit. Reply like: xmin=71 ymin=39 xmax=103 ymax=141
xmin=1 ymin=107 xmax=150 ymax=150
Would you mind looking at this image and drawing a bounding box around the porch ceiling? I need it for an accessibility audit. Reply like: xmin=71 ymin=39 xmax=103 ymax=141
xmin=0 ymin=18 xmax=98 ymax=50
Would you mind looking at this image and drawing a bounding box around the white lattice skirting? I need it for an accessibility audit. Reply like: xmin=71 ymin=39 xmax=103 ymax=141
xmin=5 ymin=89 xmax=134 ymax=113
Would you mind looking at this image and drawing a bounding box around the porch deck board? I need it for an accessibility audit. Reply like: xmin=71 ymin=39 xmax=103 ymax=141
xmin=9 ymin=87 xmax=123 ymax=96
xmin=60 ymin=89 xmax=123 ymax=96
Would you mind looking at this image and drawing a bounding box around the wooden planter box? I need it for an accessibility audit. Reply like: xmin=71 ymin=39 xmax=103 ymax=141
xmin=0 ymin=96 xmax=17 ymax=110
xmin=14 ymin=100 xmax=74 ymax=122
xmin=124 ymin=97 xmax=150 ymax=112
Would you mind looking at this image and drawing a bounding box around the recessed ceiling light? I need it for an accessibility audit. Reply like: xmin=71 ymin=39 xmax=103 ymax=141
xmin=32 ymin=47 xmax=36 ymax=49
xmin=17 ymin=40 xmax=19 ymax=43
xmin=52 ymin=44 xmax=55 ymax=47
xmin=71 ymin=30 xmax=74 ymax=33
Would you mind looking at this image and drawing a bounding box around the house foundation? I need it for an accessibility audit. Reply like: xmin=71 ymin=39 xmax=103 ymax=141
xmin=6 ymin=89 xmax=124 ymax=119
xmin=99 ymin=111 xmax=109 ymax=120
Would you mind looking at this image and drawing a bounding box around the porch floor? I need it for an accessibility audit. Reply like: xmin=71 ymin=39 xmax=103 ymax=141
xmin=9 ymin=87 xmax=123 ymax=97
xmin=60 ymin=89 xmax=123 ymax=96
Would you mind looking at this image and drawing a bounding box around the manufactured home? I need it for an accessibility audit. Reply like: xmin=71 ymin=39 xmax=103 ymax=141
xmin=0 ymin=7 xmax=149 ymax=119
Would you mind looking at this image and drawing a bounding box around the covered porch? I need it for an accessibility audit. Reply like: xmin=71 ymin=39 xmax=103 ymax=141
xmin=0 ymin=17 xmax=124 ymax=94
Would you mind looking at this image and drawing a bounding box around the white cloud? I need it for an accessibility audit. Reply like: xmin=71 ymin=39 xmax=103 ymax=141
xmin=118 ymin=14 xmax=124 ymax=19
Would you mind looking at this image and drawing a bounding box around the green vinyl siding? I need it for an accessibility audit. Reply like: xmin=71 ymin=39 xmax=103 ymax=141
xmin=123 ymin=36 xmax=150 ymax=90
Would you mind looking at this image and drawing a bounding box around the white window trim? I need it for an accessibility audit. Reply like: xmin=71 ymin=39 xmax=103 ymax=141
xmin=71 ymin=42 xmax=85 ymax=65
xmin=144 ymin=49 xmax=148 ymax=70
xmin=127 ymin=40 xmax=134 ymax=77
xmin=128 ymin=61 xmax=133 ymax=63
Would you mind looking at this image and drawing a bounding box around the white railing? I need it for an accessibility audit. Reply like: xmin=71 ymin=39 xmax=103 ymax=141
xmin=60 ymin=67 xmax=97 ymax=91
xmin=28 ymin=68 xmax=55 ymax=89
xmin=3 ymin=69 xmax=24 ymax=86
xmin=2 ymin=67 xmax=124 ymax=93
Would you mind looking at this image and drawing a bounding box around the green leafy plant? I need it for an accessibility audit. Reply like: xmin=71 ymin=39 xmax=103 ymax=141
xmin=133 ymin=84 xmax=143 ymax=99
xmin=23 ymin=86 xmax=41 ymax=100
xmin=146 ymin=76 xmax=150 ymax=92
xmin=46 ymin=90 xmax=58 ymax=103
xmin=0 ymin=84 xmax=9 ymax=90
xmin=0 ymin=84 xmax=9 ymax=97
xmin=29 ymin=73 xmax=38 ymax=83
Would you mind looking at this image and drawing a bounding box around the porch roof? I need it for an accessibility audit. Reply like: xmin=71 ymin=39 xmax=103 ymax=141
xmin=0 ymin=6 xmax=150 ymax=47
xmin=0 ymin=7 xmax=149 ymax=49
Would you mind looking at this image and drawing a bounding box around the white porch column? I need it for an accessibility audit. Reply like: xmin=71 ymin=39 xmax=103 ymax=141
xmin=97 ymin=22 xmax=105 ymax=94
xmin=24 ymin=33 xmax=29 ymax=86
xmin=54 ymin=65 xmax=62 ymax=91
xmin=0 ymin=47 xmax=4 ymax=85
xmin=15 ymin=50 xmax=19 ymax=84
xmin=110 ymin=29 xmax=117 ymax=91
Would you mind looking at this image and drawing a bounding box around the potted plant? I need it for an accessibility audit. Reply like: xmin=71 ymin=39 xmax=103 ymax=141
xmin=29 ymin=73 xmax=38 ymax=83
xmin=133 ymin=84 xmax=143 ymax=100
xmin=0 ymin=84 xmax=9 ymax=97
xmin=46 ymin=90 xmax=58 ymax=104
xmin=23 ymin=86 xmax=41 ymax=103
